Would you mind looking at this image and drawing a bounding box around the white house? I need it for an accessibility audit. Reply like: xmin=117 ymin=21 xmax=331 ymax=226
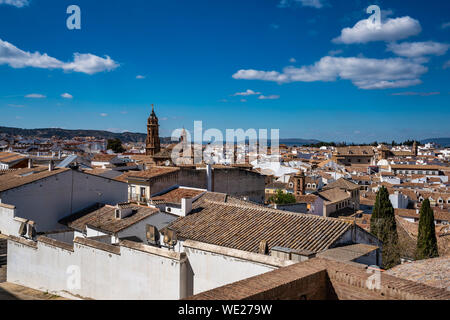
xmin=0 ymin=166 xmax=128 ymax=234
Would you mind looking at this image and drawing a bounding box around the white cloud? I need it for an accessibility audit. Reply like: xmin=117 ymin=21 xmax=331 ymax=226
xmin=0 ymin=0 xmax=29 ymax=8
xmin=328 ymin=49 xmax=343 ymax=56
xmin=233 ymin=56 xmax=428 ymax=90
xmin=289 ymin=57 xmax=297 ymax=63
xmin=61 ymin=93 xmax=73 ymax=99
xmin=240 ymin=99 xmax=247 ymax=102
xmin=391 ymin=92 xmax=440 ymax=96
xmin=62 ymin=53 xmax=118 ymax=75
xmin=0 ymin=38 xmax=119 ymax=74
xmin=387 ymin=41 xmax=449 ymax=58
xmin=258 ymin=95 xmax=280 ymax=100
xmin=8 ymin=104 xmax=24 ymax=108
xmin=442 ymin=22 xmax=450 ymax=29
xmin=233 ymin=89 xmax=261 ymax=96
xmin=136 ymin=75 xmax=146 ymax=79
xmin=25 ymin=93 xmax=46 ymax=98
xmin=100 ymin=113 xmax=108 ymax=117
xmin=278 ymin=0 xmax=324 ymax=9
xmin=333 ymin=16 xmax=421 ymax=44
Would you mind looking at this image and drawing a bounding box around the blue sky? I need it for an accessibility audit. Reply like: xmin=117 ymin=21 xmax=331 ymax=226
xmin=0 ymin=0 xmax=449 ymax=143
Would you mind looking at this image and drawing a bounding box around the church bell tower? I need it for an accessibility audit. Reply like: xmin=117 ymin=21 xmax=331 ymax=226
xmin=145 ymin=104 xmax=161 ymax=156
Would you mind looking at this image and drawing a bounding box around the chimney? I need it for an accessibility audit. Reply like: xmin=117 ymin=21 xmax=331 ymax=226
xmin=48 ymin=160 xmax=54 ymax=172
xmin=28 ymin=158 xmax=33 ymax=169
xmin=115 ymin=205 xmax=134 ymax=219
xmin=181 ymin=198 xmax=193 ymax=216
xmin=206 ymin=164 xmax=213 ymax=191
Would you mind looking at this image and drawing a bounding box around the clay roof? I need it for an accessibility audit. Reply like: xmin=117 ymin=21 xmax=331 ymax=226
xmin=91 ymin=154 xmax=117 ymax=162
xmin=167 ymin=194 xmax=353 ymax=254
xmin=0 ymin=152 xmax=27 ymax=164
xmin=334 ymin=147 xmax=375 ymax=156
xmin=323 ymin=178 xmax=359 ymax=191
xmin=0 ymin=166 xmax=70 ymax=193
xmin=319 ymin=188 xmax=351 ymax=203
xmin=188 ymin=257 xmax=450 ymax=300
xmin=62 ymin=203 xmax=159 ymax=233
xmin=390 ymin=164 xmax=443 ymax=171
xmin=387 ymin=256 xmax=450 ymax=290
xmin=295 ymin=194 xmax=318 ymax=203
xmin=126 ymin=166 xmax=180 ymax=180
xmin=151 ymin=188 xmax=205 ymax=204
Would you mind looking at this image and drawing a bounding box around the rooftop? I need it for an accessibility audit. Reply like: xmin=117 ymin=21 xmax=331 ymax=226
xmin=151 ymin=187 xmax=205 ymax=204
xmin=167 ymin=193 xmax=354 ymax=254
xmin=187 ymin=257 xmax=450 ymax=300
xmin=387 ymin=256 xmax=450 ymax=291
xmin=126 ymin=166 xmax=180 ymax=180
xmin=60 ymin=203 xmax=159 ymax=233
xmin=0 ymin=166 xmax=70 ymax=193
xmin=323 ymin=178 xmax=360 ymax=191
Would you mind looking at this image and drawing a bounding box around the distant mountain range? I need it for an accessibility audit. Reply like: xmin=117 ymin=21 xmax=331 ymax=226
xmin=0 ymin=126 xmax=321 ymax=146
xmin=421 ymin=138 xmax=450 ymax=147
xmin=0 ymin=126 xmax=155 ymax=143
xmin=1 ymin=126 xmax=448 ymax=147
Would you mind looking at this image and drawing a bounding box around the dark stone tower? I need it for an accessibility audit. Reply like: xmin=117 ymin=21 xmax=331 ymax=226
xmin=146 ymin=104 xmax=161 ymax=156
xmin=294 ymin=171 xmax=306 ymax=196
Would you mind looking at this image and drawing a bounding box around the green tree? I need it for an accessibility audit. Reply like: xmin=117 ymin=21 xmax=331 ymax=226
xmin=370 ymin=186 xmax=400 ymax=269
xmin=107 ymin=138 xmax=125 ymax=153
xmin=416 ymin=199 xmax=439 ymax=260
xmin=268 ymin=190 xmax=296 ymax=205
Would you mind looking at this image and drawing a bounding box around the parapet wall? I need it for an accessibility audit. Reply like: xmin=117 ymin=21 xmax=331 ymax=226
xmin=183 ymin=240 xmax=294 ymax=295
xmin=7 ymin=235 xmax=189 ymax=300
xmin=187 ymin=257 xmax=450 ymax=300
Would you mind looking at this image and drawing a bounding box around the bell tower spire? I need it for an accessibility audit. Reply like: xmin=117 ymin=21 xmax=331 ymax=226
xmin=146 ymin=104 xmax=161 ymax=156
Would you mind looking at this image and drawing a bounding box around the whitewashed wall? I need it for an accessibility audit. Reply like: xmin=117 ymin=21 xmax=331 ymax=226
xmin=7 ymin=237 xmax=188 ymax=300
xmin=183 ymin=240 xmax=294 ymax=295
xmin=0 ymin=170 xmax=127 ymax=232
xmin=0 ymin=204 xmax=25 ymax=237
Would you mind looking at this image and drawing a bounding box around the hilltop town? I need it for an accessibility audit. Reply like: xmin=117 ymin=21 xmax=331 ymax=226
xmin=0 ymin=106 xmax=449 ymax=300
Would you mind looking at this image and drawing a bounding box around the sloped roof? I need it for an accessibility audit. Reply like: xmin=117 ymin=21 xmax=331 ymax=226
xmin=167 ymin=193 xmax=354 ymax=254
xmin=62 ymin=203 xmax=159 ymax=233
xmin=323 ymin=178 xmax=359 ymax=191
xmin=0 ymin=166 xmax=70 ymax=193
xmin=319 ymin=188 xmax=351 ymax=203
xmin=387 ymin=256 xmax=450 ymax=290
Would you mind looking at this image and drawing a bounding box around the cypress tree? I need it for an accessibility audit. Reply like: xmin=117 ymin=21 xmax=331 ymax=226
xmin=370 ymin=186 xmax=400 ymax=269
xmin=416 ymin=199 xmax=439 ymax=260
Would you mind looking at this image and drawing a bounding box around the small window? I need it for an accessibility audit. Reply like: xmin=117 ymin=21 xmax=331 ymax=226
xmin=115 ymin=209 xmax=120 ymax=219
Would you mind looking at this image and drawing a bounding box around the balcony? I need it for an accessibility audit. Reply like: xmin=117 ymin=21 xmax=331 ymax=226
xmin=128 ymin=194 xmax=148 ymax=203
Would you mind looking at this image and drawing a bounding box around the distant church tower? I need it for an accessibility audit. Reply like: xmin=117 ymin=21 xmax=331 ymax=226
xmin=145 ymin=104 xmax=161 ymax=156
xmin=412 ymin=141 xmax=418 ymax=156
